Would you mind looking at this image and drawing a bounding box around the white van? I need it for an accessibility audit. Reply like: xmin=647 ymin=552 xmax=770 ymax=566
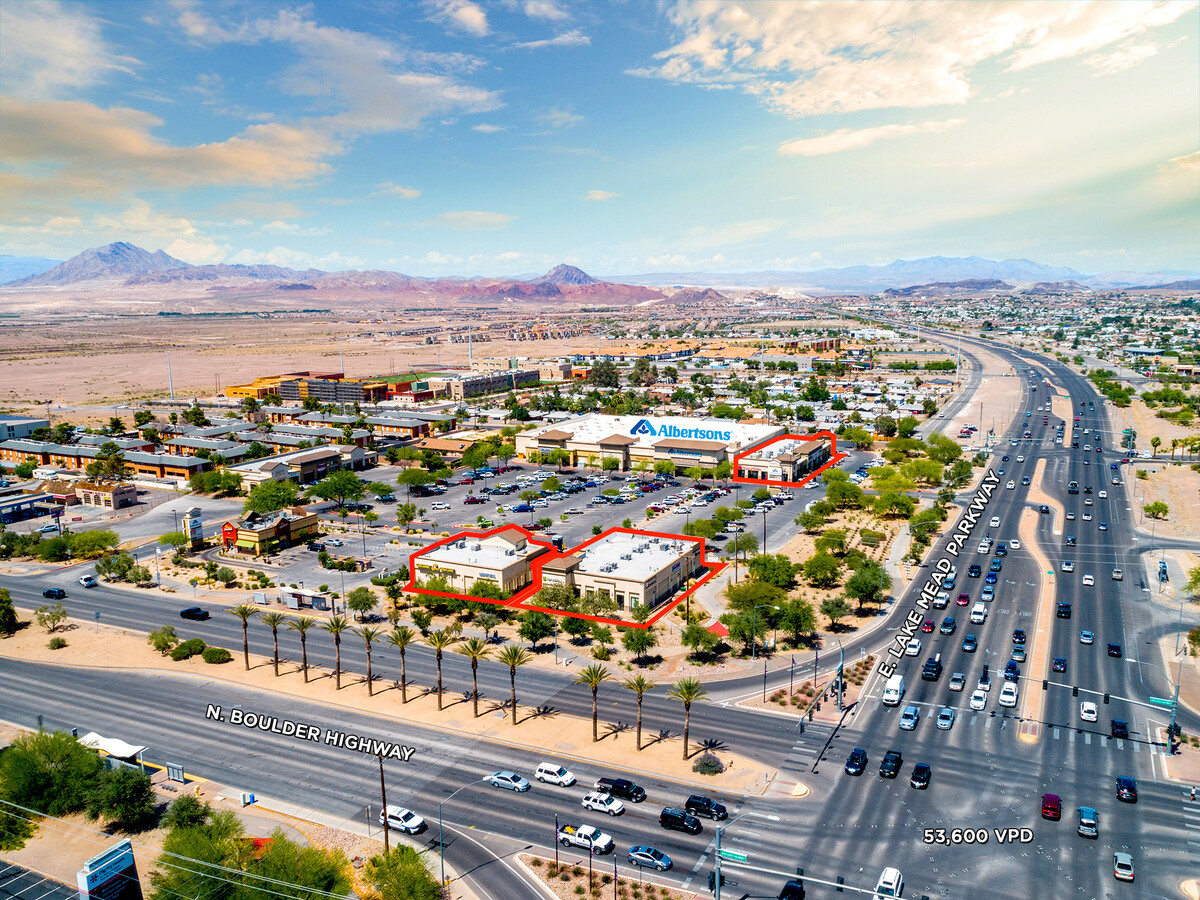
xmin=969 ymin=603 xmax=988 ymax=624
xmin=881 ymin=674 xmax=906 ymax=706
xmin=932 ymin=591 xmax=949 ymax=609
xmin=873 ymin=867 xmax=904 ymax=899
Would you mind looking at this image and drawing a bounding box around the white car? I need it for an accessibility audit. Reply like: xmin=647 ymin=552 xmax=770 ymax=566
xmin=581 ymin=791 xmax=624 ymax=816
xmin=904 ymin=638 xmax=921 ymax=657
xmin=1098 ymin=490 xmax=1107 ymax=499
xmin=1082 ymin=512 xmax=1092 ymax=521
xmin=998 ymin=683 xmax=1019 ymax=708
xmin=531 ymin=499 xmax=549 ymax=508
xmin=379 ymin=805 xmax=427 ymax=834
xmin=1007 ymin=481 xmax=1015 ymax=490
xmin=430 ymin=501 xmax=450 ymax=511
xmin=536 ymin=763 xmax=576 ymax=786
xmin=898 ymin=705 xmax=920 ymax=730
xmin=970 ymin=690 xmax=988 ymax=711
xmin=1009 ymin=539 xmax=1021 ymax=550
xmin=989 ymin=516 xmax=1000 ymax=528
xmin=1061 ymin=561 xmax=1075 ymax=573
xmin=1016 ymin=455 xmax=1025 ymax=463
xmin=565 ymin=507 xmax=584 ymax=515
xmin=1082 ymin=574 xmax=1094 ymax=586
xmin=936 ymin=707 xmax=955 ymax=730
xmin=325 ymin=538 xmax=344 ymax=547
xmin=1080 ymin=701 xmax=1098 ymax=722
xmin=1066 ymin=511 xmax=1076 ymax=520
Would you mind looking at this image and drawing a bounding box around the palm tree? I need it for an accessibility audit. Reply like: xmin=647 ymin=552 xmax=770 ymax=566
xmin=425 ymin=629 xmax=458 ymax=710
xmin=456 ymin=637 xmax=491 ymax=718
xmin=622 ymin=674 xmax=656 ymax=751
xmin=666 ymin=677 xmax=709 ymax=759
xmin=228 ymin=605 xmax=259 ymax=670
xmin=497 ymin=644 xmax=532 ymax=725
xmin=1151 ymin=435 xmax=1161 ymax=458
xmin=287 ymin=616 xmax=316 ymax=682
xmin=259 ymin=612 xmax=287 ymax=677
xmin=574 ymin=663 xmax=611 ymax=742
xmin=385 ymin=626 xmax=416 ymax=702
xmin=358 ymin=625 xmax=383 ymax=696
xmin=323 ymin=615 xmax=351 ymax=689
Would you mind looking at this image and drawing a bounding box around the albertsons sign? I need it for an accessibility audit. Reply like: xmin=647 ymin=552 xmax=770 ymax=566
xmin=630 ymin=419 xmax=731 ymax=442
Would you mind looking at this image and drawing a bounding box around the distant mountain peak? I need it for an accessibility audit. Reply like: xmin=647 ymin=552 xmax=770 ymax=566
xmin=5 ymin=241 xmax=191 ymax=286
xmin=533 ymin=264 xmax=598 ymax=285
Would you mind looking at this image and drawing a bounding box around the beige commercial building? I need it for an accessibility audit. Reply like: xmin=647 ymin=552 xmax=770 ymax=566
xmin=414 ymin=528 xmax=550 ymax=594
xmin=542 ymin=531 xmax=702 ymax=612
xmin=735 ymin=437 xmax=832 ymax=484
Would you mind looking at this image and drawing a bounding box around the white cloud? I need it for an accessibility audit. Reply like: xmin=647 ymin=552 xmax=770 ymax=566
xmin=0 ymin=216 xmax=84 ymax=236
xmin=373 ymin=181 xmax=422 ymax=198
xmin=539 ymin=107 xmax=585 ymax=129
xmin=473 ymin=123 xmax=504 ymax=133
xmin=0 ymin=0 xmax=139 ymax=99
xmin=1086 ymin=42 xmax=1160 ymax=75
xmin=166 ymin=237 xmax=233 ymax=264
xmin=523 ymin=1 xmax=570 ymax=22
xmin=636 ymin=1 xmax=1196 ymax=117
xmin=513 ymin=29 xmax=590 ymax=50
xmin=424 ymin=210 xmax=516 ymax=230
xmin=228 ymin=246 xmax=368 ymax=270
xmin=779 ymin=119 xmax=965 ymax=156
xmin=423 ymin=0 xmax=490 ymax=37
xmin=583 ymin=190 xmax=620 ymax=201
xmin=260 ymin=220 xmax=330 ymax=236
xmin=1159 ymin=150 xmax=1200 ymax=172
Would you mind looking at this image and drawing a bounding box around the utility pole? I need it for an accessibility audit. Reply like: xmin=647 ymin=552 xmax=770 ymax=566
xmin=378 ymin=754 xmax=390 ymax=854
xmin=167 ymin=351 xmax=174 ymax=400
xmin=468 ymin=326 xmax=473 ymax=369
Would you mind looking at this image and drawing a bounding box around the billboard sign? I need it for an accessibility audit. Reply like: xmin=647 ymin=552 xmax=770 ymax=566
xmin=77 ymin=838 xmax=141 ymax=900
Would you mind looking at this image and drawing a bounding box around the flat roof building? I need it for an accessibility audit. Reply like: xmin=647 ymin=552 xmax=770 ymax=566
xmin=736 ymin=437 xmax=832 ymax=484
xmin=415 ymin=527 xmax=550 ymax=594
xmin=553 ymin=531 xmax=703 ymax=612
xmin=0 ymin=416 xmax=50 ymax=441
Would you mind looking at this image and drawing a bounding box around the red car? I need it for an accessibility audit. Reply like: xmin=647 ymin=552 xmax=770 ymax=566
xmin=464 ymin=496 xmax=487 ymax=505
xmin=456 ymin=478 xmax=475 ymax=485
xmin=1041 ymin=793 xmax=1061 ymax=820
xmin=956 ymin=593 xmax=970 ymax=606
xmin=921 ymin=620 xmax=935 ymax=633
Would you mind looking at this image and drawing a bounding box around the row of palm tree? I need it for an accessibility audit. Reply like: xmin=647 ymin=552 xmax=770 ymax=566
xmin=228 ymin=606 xmax=708 ymax=754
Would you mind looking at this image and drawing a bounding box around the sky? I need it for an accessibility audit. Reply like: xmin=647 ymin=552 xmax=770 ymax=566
xmin=1 ymin=0 xmax=1198 ymax=277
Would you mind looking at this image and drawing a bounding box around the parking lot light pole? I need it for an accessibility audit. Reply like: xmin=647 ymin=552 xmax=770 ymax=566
xmin=439 ymin=777 xmax=488 ymax=886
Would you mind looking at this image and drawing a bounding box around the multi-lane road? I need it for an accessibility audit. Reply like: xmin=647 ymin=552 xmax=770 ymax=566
xmin=3 ymin=336 xmax=1198 ymax=898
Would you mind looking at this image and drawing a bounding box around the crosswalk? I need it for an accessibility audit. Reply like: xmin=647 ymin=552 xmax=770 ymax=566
xmin=766 ymin=721 xmax=835 ymax=797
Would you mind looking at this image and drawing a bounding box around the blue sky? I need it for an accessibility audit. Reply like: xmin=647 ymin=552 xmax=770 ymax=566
xmin=1 ymin=0 xmax=1197 ymax=276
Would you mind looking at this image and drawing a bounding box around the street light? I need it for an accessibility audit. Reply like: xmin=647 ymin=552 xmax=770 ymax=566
xmin=1131 ymin=655 xmax=1185 ymax=753
xmin=438 ymin=777 xmax=489 ymax=886
xmin=714 ymin=811 xmax=780 ymax=900
xmin=751 ymin=604 xmax=780 ymax=661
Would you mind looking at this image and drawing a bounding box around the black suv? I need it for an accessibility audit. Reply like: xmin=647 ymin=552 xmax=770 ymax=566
xmin=42 ymin=588 xmax=66 ymax=599
xmin=879 ymin=750 xmax=903 ymax=778
xmin=595 ymin=778 xmax=645 ymax=802
xmin=658 ymin=807 xmax=702 ymax=834
xmin=844 ymin=748 xmax=867 ymax=776
xmin=967 ymin=564 xmax=982 ymax=578
xmin=685 ymin=795 xmax=727 ymax=820
xmin=921 ymin=655 xmax=943 ymax=681
xmin=1056 ymin=602 xmax=1072 ymax=618
xmin=1110 ymin=719 xmax=1129 ymax=739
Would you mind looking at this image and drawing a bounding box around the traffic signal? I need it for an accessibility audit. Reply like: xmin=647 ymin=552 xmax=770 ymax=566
xmin=835 ymin=876 xmax=844 ymax=893
xmin=1103 ymin=693 xmax=1110 ymax=704
xmin=707 ymin=872 xmax=725 ymax=892
xmin=1042 ymin=680 xmax=1048 ymax=691
xmin=1072 ymin=686 xmax=1078 ymax=697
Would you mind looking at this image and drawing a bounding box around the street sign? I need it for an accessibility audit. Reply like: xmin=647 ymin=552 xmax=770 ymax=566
xmin=1148 ymin=697 xmax=1175 ymax=708
xmin=718 ymin=849 xmax=748 ymax=862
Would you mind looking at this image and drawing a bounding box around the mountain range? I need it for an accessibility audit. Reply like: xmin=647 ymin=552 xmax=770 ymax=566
xmin=1 ymin=243 xmax=1195 ymax=296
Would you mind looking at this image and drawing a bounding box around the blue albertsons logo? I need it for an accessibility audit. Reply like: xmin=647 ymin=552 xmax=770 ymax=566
xmin=629 ymin=419 xmax=731 ymax=442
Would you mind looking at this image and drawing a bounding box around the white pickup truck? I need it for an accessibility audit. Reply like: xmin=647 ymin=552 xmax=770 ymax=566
xmin=557 ymin=824 xmax=614 ymax=854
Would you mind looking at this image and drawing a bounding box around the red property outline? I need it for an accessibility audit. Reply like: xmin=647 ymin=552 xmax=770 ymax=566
xmin=732 ymin=430 xmax=844 ymax=489
xmin=404 ymin=524 xmax=726 ymax=629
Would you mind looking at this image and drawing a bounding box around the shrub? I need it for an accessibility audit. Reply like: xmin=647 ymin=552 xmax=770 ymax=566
xmin=48 ymin=637 xmax=67 ymax=650
xmin=170 ymin=638 xmax=206 ymax=661
xmin=574 ymin=887 xmax=586 ymax=896
xmin=692 ymin=752 xmax=726 ymax=776
xmin=592 ymin=644 xmax=612 ymax=661
xmin=202 ymin=647 xmax=233 ymax=664
xmin=531 ymin=858 xmax=543 ymax=868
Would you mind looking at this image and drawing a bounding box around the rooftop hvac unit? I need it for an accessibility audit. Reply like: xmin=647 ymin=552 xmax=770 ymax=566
xmin=621 ymin=554 xmax=633 ymax=560
xmin=505 ymin=549 xmax=515 ymax=556
xmin=650 ymin=537 xmax=660 ymax=544
xmin=472 ymin=543 xmax=482 ymax=551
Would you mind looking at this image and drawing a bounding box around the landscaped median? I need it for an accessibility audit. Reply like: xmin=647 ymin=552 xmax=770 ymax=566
xmin=1 ymin=608 xmax=775 ymax=794
xmin=1015 ymin=505 xmax=1057 ymax=744
xmin=518 ymin=853 xmax=697 ymax=900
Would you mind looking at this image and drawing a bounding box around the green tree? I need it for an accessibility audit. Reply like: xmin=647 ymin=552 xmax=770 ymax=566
xmin=666 ymin=677 xmax=708 ymax=759
xmin=602 ymin=457 xmax=620 ymax=472
xmin=243 ymin=479 xmax=300 ymax=514
xmin=346 ymin=586 xmax=377 ymax=621
xmin=34 ymin=602 xmax=68 ymax=632
xmin=425 ymin=629 xmax=458 ymax=710
xmin=160 ymin=794 xmax=211 ymax=830
xmin=747 ymin=553 xmax=799 ymax=589
xmin=86 ymin=768 xmax=156 ymax=831
xmin=85 ymin=442 xmax=131 ymax=481
xmin=497 ymin=644 xmax=532 ymax=725
xmin=461 ymin=444 xmax=488 ymax=471
xmin=1144 ymin=501 xmax=1169 ymax=519
xmin=133 ymin=409 xmax=154 ymax=427
xmin=621 ymin=624 xmax=658 ymax=663
xmin=397 ymin=468 xmax=433 ymax=493
xmin=844 ymin=560 xmax=892 ymax=611
xmin=227 ymin=604 xmax=258 ymax=670
xmin=719 ymin=609 xmax=764 ymax=655
xmin=873 ymin=491 xmax=915 ymax=518
xmin=0 ymin=587 xmax=18 ymax=636
xmin=654 ymin=459 xmax=676 ymax=477
xmin=396 ymin=501 xmax=419 ymax=527
xmin=925 ymin=433 xmax=963 ymax=465
xmin=323 ymin=615 xmax=352 ymax=690
xmin=681 ymin=622 xmax=720 ymax=659
xmin=714 ymin=459 xmax=733 ymax=482
xmin=158 ymin=531 xmax=188 ymax=552
xmin=214 ymin=566 xmax=236 ymax=586
xmin=287 ymin=616 xmax=317 ymax=683
xmin=589 ymin=359 xmax=620 ymax=388
xmin=147 ymin=624 xmax=179 ymax=655
xmin=358 ymin=625 xmax=382 ymax=696
xmin=897 ymin=415 xmax=920 ymax=438
xmin=724 ymin=578 xmax=787 ymax=613
xmin=258 ymin=612 xmax=287 ymax=677
xmin=796 ymin=510 xmax=825 ymax=533
xmin=804 ymin=552 xmax=842 ymax=587
xmin=779 ymin=598 xmax=816 ymax=644
xmin=363 ymin=845 xmax=442 ymax=900
xmin=306 ymin=469 xmax=366 ymax=509
xmin=386 ymin=626 xmax=416 ymax=703
xmin=821 ymin=595 xmax=851 ymax=628
xmin=574 ymin=663 xmax=611 ymax=742
xmin=827 ymin=479 xmax=865 ymax=508
xmin=457 ymin=637 xmax=491 ymax=717
xmin=1150 ymin=435 xmax=1162 ymax=457
xmin=518 ymin=610 xmax=555 ymax=648
xmin=0 ymin=730 xmax=104 ymax=816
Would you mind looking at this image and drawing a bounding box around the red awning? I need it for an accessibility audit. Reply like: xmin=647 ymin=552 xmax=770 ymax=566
xmin=707 ymin=622 xmax=728 ymax=637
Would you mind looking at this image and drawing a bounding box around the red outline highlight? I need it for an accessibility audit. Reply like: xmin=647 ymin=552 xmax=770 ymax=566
xmin=732 ymin=431 xmax=843 ymax=489
xmin=404 ymin=524 xmax=726 ymax=629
